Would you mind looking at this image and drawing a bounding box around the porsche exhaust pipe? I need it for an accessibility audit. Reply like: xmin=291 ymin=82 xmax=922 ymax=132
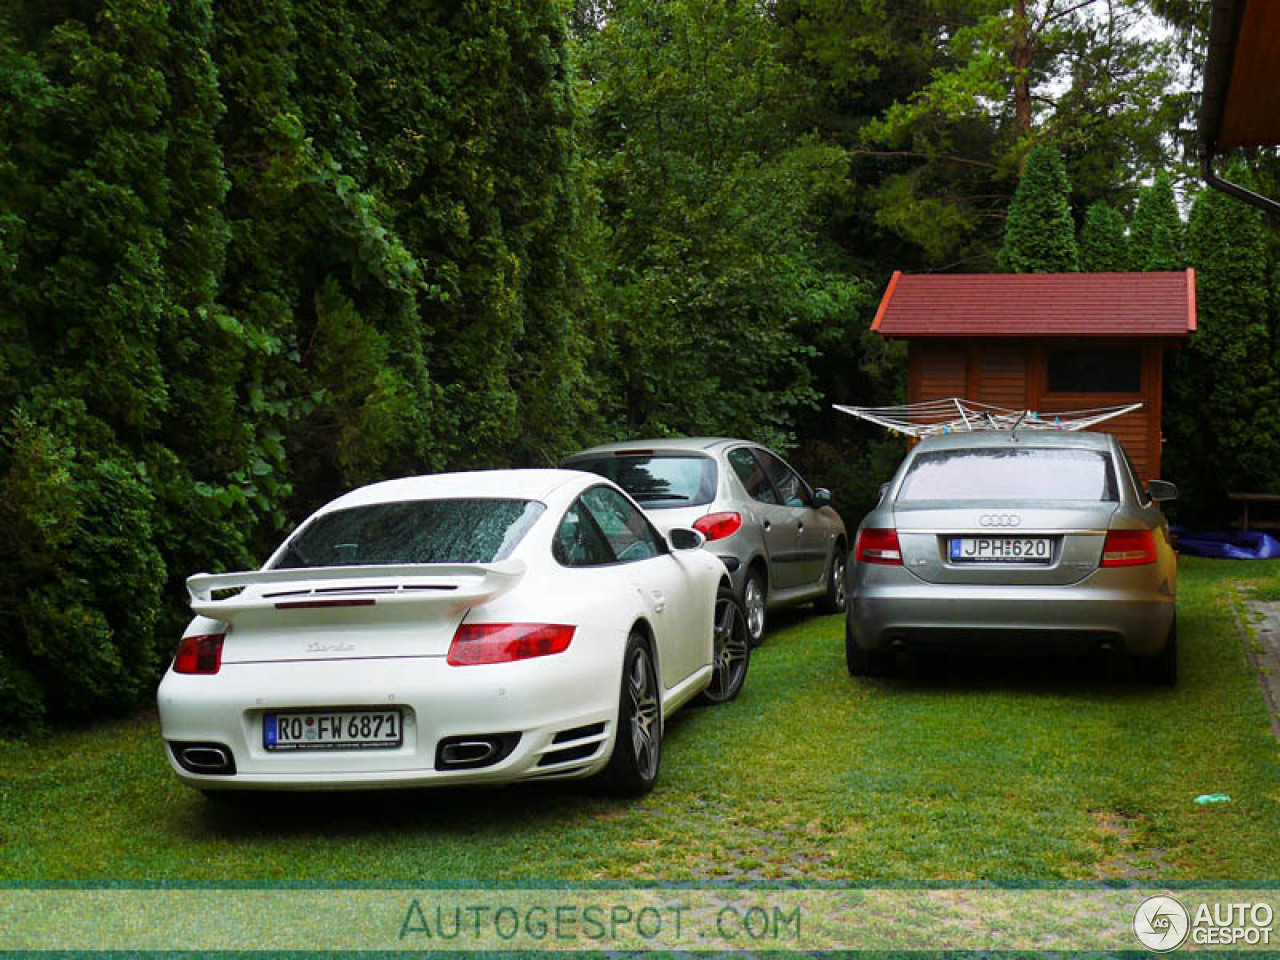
xmin=440 ymin=741 xmax=499 ymax=765
xmin=171 ymin=742 xmax=237 ymax=775
xmin=435 ymin=733 xmax=521 ymax=770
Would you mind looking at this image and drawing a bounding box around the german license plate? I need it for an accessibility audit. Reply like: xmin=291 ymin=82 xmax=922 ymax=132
xmin=949 ymin=537 xmax=1051 ymax=564
xmin=263 ymin=708 xmax=402 ymax=751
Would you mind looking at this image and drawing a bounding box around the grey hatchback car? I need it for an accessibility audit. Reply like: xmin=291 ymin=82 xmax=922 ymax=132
xmin=846 ymin=430 xmax=1178 ymax=682
xmin=564 ymin=438 xmax=848 ymax=645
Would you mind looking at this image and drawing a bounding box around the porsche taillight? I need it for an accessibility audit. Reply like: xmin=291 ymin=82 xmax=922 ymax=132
xmin=173 ymin=633 xmax=225 ymax=674
xmin=855 ymin=528 xmax=902 ymax=565
xmin=1101 ymin=529 xmax=1156 ymax=567
xmin=448 ymin=623 xmax=575 ymax=666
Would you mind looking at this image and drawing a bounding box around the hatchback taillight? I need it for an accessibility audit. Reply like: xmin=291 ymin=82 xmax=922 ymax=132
xmin=174 ymin=633 xmax=225 ymax=674
xmin=693 ymin=511 xmax=743 ymax=541
xmin=1101 ymin=529 xmax=1157 ymax=567
xmin=855 ymin=528 xmax=902 ymax=565
xmin=448 ymin=623 xmax=576 ymax=666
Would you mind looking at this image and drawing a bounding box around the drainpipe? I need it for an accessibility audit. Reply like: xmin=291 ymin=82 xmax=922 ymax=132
xmin=1200 ymin=145 xmax=1280 ymax=216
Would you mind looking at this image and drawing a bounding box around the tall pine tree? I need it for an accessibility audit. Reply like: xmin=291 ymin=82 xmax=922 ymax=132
xmin=998 ymin=143 xmax=1079 ymax=273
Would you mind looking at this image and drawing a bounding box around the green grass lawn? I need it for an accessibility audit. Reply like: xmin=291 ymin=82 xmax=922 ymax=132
xmin=1232 ymin=557 xmax=1280 ymax=603
xmin=2 ymin=557 xmax=1278 ymax=886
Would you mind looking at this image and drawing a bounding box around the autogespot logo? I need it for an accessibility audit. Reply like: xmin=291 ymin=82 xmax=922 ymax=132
xmin=1134 ymin=895 xmax=1191 ymax=952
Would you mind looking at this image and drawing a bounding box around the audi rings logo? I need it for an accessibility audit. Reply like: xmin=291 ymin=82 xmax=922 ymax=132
xmin=978 ymin=514 xmax=1022 ymax=527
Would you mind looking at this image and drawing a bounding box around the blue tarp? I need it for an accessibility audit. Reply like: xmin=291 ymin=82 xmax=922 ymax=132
xmin=1171 ymin=526 xmax=1280 ymax=559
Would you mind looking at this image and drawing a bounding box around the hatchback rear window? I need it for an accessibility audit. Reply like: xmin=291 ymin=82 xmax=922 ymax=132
xmin=565 ymin=455 xmax=717 ymax=509
xmin=273 ymin=499 xmax=545 ymax=568
xmin=896 ymin=448 xmax=1118 ymax=502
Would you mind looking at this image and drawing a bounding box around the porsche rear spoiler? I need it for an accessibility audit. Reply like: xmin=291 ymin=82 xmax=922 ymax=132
xmin=186 ymin=560 xmax=526 ymax=619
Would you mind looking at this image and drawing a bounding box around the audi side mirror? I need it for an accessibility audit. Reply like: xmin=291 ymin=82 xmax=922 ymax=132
xmin=1148 ymin=480 xmax=1178 ymax=502
xmin=668 ymin=527 xmax=706 ymax=551
xmin=813 ymin=487 xmax=832 ymax=508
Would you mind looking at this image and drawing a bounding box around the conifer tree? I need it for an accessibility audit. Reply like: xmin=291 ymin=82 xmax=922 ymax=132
xmin=1128 ymin=172 xmax=1184 ymax=271
xmin=997 ymin=144 xmax=1079 ymax=273
xmin=1079 ymin=202 xmax=1130 ymax=272
xmin=1164 ymin=170 xmax=1280 ymax=516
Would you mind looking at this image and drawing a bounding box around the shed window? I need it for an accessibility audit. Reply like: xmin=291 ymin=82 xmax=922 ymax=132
xmin=1046 ymin=348 xmax=1141 ymax=394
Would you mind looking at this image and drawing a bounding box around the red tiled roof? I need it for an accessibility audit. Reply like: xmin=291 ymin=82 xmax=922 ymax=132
xmin=871 ymin=270 xmax=1196 ymax=338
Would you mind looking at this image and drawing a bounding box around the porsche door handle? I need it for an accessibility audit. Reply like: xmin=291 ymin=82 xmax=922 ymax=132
xmin=650 ymin=590 xmax=666 ymax=613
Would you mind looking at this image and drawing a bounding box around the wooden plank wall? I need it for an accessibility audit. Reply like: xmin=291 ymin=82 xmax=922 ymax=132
xmin=907 ymin=339 xmax=1164 ymax=481
xmin=909 ymin=343 xmax=967 ymax=433
xmin=976 ymin=344 xmax=1026 ymax=410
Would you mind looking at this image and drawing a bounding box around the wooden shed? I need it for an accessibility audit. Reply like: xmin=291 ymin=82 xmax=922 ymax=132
xmin=871 ymin=270 xmax=1197 ymax=482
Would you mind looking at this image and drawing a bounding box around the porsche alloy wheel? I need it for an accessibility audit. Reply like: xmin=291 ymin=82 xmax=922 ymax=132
xmin=601 ymin=633 xmax=661 ymax=795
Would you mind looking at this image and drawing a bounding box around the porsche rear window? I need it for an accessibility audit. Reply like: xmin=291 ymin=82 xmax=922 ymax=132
xmin=896 ymin=448 xmax=1118 ymax=502
xmin=566 ymin=454 xmax=717 ymax=509
xmin=273 ymin=499 xmax=545 ymax=568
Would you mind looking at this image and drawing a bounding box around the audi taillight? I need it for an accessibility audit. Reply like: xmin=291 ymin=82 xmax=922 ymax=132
xmin=1101 ymin=529 xmax=1156 ymax=567
xmin=448 ymin=623 xmax=575 ymax=666
xmin=174 ymin=633 xmax=225 ymax=674
xmin=693 ymin=511 xmax=743 ymax=542
xmin=855 ymin=528 xmax=902 ymax=565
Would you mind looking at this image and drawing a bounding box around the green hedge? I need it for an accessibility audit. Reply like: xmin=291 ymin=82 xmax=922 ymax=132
xmin=0 ymin=0 xmax=597 ymax=730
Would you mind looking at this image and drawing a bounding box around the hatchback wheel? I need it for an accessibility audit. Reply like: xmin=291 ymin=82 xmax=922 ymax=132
xmin=743 ymin=569 xmax=766 ymax=646
xmin=816 ymin=547 xmax=848 ymax=614
xmin=599 ymin=632 xmax=662 ymax=795
xmin=699 ymin=587 xmax=751 ymax=704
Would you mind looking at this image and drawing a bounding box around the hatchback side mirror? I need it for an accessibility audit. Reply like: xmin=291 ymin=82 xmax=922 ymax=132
xmin=878 ymin=481 xmax=891 ymax=501
xmin=668 ymin=527 xmax=706 ymax=551
xmin=1148 ymin=480 xmax=1178 ymax=502
xmin=813 ymin=487 xmax=832 ymax=508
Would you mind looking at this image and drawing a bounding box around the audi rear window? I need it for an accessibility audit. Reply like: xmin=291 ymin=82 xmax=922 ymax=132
xmin=896 ymin=448 xmax=1118 ymax=502
xmin=273 ymin=499 xmax=545 ymax=568
xmin=565 ymin=454 xmax=717 ymax=509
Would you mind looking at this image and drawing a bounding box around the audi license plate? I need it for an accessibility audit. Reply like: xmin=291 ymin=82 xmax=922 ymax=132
xmin=949 ymin=537 xmax=1051 ymax=564
xmin=263 ymin=708 xmax=403 ymax=751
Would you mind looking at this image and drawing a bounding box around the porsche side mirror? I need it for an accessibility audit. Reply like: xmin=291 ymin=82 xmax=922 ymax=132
xmin=813 ymin=487 xmax=832 ymax=508
xmin=1148 ymin=480 xmax=1178 ymax=502
xmin=668 ymin=527 xmax=706 ymax=551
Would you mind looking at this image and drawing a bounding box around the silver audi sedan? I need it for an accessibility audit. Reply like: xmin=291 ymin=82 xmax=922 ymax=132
xmin=846 ymin=430 xmax=1178 ymax=682
xmin=564 ymin=438 xmax=848 ymax=645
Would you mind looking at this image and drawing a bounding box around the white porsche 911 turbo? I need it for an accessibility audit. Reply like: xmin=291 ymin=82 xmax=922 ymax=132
xmin=157 ymin=469 xmax=750 ymax=797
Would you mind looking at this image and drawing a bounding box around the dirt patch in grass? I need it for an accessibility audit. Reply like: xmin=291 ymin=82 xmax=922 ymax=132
xmin=599 ymin=799 xmax=839 ymax=883
xmin=1087 ymin=809 xmax=1172 ymax=881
